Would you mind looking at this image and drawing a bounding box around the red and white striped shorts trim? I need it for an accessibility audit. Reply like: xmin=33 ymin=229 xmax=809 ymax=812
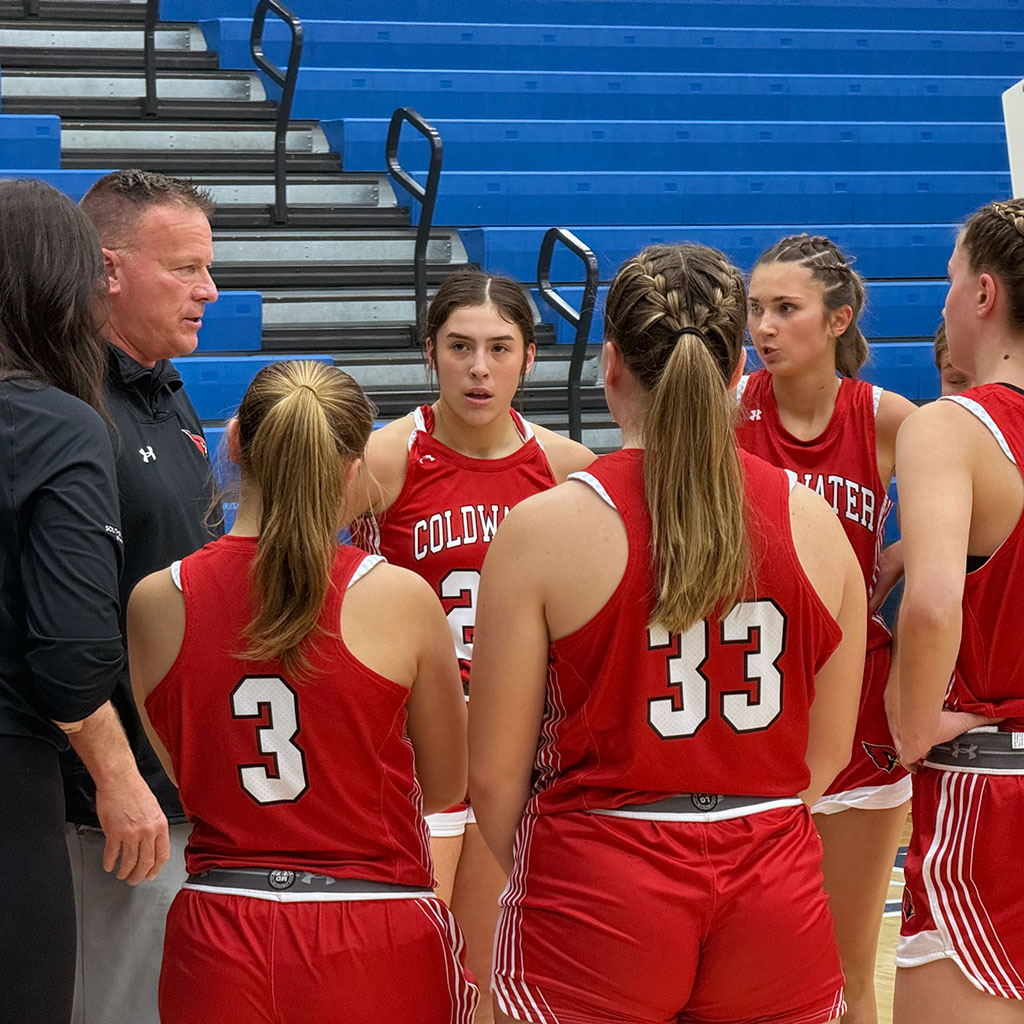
xmin=898 ymin=770 xmax=1024 ymax=999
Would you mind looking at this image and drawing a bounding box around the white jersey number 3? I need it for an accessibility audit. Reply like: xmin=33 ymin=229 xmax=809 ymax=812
xmin=230 ymin=676 xmax=309 ymax=804
xmin=647 ymin=599 xmax=786 ymax=739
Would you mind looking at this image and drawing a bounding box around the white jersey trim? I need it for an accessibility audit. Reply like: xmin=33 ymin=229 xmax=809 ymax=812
xmin=784 ymin=468 xmax=798 ymax=493
xmin=510 ymin=407 xmax=536 ymax=444
xmin=568 ymin=470 xmax=616 ymax=510
xmin=349 ymin=553 xmax=385 ymax=587
xmin=736 ymin=373 xmax=750 ymax=404
xmin=872 ymin=384 xmax=883 ymax=416
xmin=182 ymin=881 xmax=435 ymax=903
xmin=942 ymin=396 xmax=1016 ymax=465
xmin=170 ymin=560 xmax=182 ymax=592
xmin=408 ymin=405 xmax=428 ymax=451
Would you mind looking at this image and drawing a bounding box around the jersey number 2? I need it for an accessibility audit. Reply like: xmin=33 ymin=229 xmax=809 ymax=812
xmin=230 ymin=676 xmax=309 ymax=804
xmin=647 ymin=599 xmax=786 ymax=738
xmin=440 ymin=569 xmax=480 ymax=662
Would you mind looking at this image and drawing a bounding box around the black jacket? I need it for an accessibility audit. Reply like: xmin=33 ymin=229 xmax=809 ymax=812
xmin=0 ymin=380 xmax=123 ymax=748
xmin=61 ymin=346 xmax=222 ymax=826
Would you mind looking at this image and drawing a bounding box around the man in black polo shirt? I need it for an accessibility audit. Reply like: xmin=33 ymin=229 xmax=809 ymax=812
xmin=63 ymin=170 xmax=222 ymax=1024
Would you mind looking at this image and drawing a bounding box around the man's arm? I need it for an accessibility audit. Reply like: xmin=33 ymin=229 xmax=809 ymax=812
xmin=68 ymin=702 xmax=169 ymax=885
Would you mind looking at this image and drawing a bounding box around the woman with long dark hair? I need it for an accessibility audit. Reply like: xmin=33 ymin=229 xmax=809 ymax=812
xmin=0 ymin=179 xmax=161 ymax=1024
xmin=350 ymin=269 xmax=593 ymax=1018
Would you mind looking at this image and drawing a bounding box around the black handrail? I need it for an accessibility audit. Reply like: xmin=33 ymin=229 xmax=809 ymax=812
xmin=142 ymin=0 xmax=159 ymax=117
xmin=536 ymin=228 xmax=599 ymax=443
xmin=250 ymin=0 xmax=304 ymax=225
xmin=386 ymin=108 xmax=443 ymax=341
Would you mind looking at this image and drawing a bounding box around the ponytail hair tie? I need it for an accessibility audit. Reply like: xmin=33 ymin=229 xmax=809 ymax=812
xmin=676 ymin=327 xmax=708 ymax=344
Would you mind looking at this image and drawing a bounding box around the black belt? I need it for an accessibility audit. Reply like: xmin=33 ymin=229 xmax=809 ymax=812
xmin=186 ymin=868 xmax=432 ymax=896
xmin=590 ymin=793 xmax=801 ymax=819
xmin=924 ymin=730 xmax=1024 ymax=774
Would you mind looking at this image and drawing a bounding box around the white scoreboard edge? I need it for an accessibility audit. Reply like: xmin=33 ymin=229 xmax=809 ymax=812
xmin=1005 ymin=78 xmax=1024 ymax=200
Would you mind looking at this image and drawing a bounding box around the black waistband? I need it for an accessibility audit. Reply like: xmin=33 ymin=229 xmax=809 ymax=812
xmin=924 ymin=730 xmax=1024 ymax=773
xmin=186 ymin=868 xmax=431 ymax=895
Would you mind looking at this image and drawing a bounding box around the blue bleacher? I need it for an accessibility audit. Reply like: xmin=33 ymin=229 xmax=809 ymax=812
xmin=541 ymin=283 xmax=945 ymax=347
xmin=166 ymin=0 xmax=1022 ymax=31
xmin=205 ymin=20 xmax=1024 ymax=77
xmin=399 ymin=170 xmax=1010 ymax=228
xmin=0 ymin=116 xmax=61 ymax=169
xmin=331 ymin=119 xmax=1010 ymax=174
xmin=283 ymin=69 xmax=1016 ymax=124
xmin=166 ymin=0 xmax=1015 ymax=409
xmin=0 ymin=168 xmax=111 ymax=200
xmin=195 ymin=292 xmax=264 ymax=353
xmin=463 ymin=224 xmax=959 ymax=283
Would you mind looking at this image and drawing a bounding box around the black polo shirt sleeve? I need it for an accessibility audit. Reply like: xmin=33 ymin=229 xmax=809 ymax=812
xmin=0 ymin=382 xmax=124 ymax=744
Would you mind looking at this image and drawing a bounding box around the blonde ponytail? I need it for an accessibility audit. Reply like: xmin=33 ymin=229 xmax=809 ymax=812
xmin=235 ymin=360 xmax=376 ymax=678
xmin=605 ymin=244 xmax=750 ymax=634
xmin=645 ymin=330 xmax=748 ymax=632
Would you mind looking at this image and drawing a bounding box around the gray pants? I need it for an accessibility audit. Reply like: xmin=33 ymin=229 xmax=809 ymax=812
xmin=65 ymin=822 xmax=190 ymax=1024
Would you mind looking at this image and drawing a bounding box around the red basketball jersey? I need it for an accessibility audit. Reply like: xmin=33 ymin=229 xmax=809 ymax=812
xmin=529 ymin=449 xmax=842 ymax=814
xmin=353 ymin=406 xmax=557 ymax=685
xmin=144 ymin=535 xmax=433 ymax=884
xmin=939 ymin=384 xmax=1024 ymax=730
xmin=736 ymin=370 xmax=892 ymax=651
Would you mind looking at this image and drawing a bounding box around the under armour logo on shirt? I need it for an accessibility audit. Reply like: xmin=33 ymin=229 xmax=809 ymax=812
xmin=749 ymin=409 xmax=763 ymax=421
xmin=139 ymin=446 xmax=157 ymax=463
xmin=419 ymin=454 xmax=437 ymax=466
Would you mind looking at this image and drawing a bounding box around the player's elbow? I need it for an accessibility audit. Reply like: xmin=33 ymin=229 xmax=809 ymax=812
xmin=418 ymin=758 xmax=468 ymax=817
xmin=900 ymin=582 xmax=961 ymax=640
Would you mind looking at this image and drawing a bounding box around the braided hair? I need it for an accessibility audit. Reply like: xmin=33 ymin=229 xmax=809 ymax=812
xmin=753 ymin=234 xmax=868 ymax=378
xmin=604 ymin=243 xmax=750 ymax=634
xmin=959 ymin=198 xmax=1024 ymax=332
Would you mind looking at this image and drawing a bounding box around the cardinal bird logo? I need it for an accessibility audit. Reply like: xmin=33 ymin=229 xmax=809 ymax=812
xmin=182 ymin=430 xmax=208 ymax=458
xmin=901 ymin=887 xmax=915 ymax=922
xmin=862 ymin=741 xmax=901 ymax=773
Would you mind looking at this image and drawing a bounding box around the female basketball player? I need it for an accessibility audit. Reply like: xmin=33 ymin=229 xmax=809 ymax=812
xmin=469 ymin=243 xmax=866 ymax=1024
xmin=737 ymin=234 xmax=917 ymax=1024
xmin=350 ymin=269 xmax=593 ymax=1019
xmin=128 ymin=360 xmax=478 ymax=1023
xmin=892 ymin=198 xmax=1024 ymax=1023
xmin=933 ymin=321 xmax=974 ymax=396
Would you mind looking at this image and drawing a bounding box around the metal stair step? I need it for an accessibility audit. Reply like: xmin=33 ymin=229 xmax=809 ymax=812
xmin=212 ymin=228 xmax=464 ymax=265
xmin=0 ymin=69 xmax=263 ymax=100
xmin=0 ymin=23 xmax=205 ymax=50
xmin=195 ymin=175 xmax=392 ymax=208
xmin=214 ymin=263 xmax=468 ymax=290
xmin=60 ymin=120 xmax=331 ymax=154
xmin=210 ymin=227 xmax=468 ymax=289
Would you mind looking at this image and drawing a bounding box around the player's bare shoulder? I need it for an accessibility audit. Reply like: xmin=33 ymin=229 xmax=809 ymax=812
xmin=787 ymin=481 xmax=858 ymax=617
xmin=527 ymin=422 xmax=595 ymax=482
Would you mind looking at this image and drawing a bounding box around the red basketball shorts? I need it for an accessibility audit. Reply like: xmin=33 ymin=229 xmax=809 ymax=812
xmin=494 ymin=806 xmax=846 ymax=1024
xmin=815 ymin=642 xmax=911 ymax=813
xmin=159 ymin=889 xmax=479 ymax=1023
xmin=897 ymin=766 xmax=1024 ymax=999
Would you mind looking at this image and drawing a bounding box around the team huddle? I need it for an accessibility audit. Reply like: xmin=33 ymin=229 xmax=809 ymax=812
xmin=1 ymin=175 xmax=1023 ymax=1024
